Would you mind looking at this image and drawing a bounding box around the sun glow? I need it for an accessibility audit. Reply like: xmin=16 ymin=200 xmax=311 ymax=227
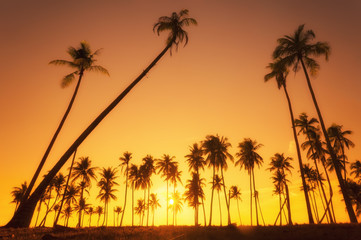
xmin=169 ymin=199 xmax=174 ymax=205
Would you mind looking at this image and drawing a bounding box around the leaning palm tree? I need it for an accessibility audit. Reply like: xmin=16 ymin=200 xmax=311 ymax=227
xmin=273 ymin=24 xmax=357 ymax=222
xmin=185 ymin=143 xmax=206 ymax=226
xmin=235 ymin=138 xmax=263 ymax=226
xmin=351 ymin=160 xmax=361 ymax=181
xmin=229 ymin=186 xmax=242 ymax=225
xmin=21 ymin=42 xmax=109 ymax=209
xmin=119 ymin=151 xmax=132 ymax=226
xmin=156 ymin=154 xmax=177 ymax=225
xmin=149 ymin=193 xmax=161 ymax=226
xmin=265 ymin=59 xmax=314 ymax=224
xmin=6 ymin=9 xmax=197 ymax=228
xmin=184 ymin=172 xmax=205 ymax=226
xmin=202 ymin=135 xmax=233 ymax=226
xmin=328 ymin=124 xmax=355 ymax=180
xmin=97 ymin=167 xmax=118 ymax=226
xmin=71 ymin=156 xmax=98 ymax=227
xmin=11 ymin=182 xmax=28 ymax=213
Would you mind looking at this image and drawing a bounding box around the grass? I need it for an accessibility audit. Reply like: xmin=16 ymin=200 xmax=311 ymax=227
xmin=1 ymin=224 xmax=360 ymax=240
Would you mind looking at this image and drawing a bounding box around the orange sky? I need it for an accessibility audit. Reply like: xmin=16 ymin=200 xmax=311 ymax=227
xmin=1 ymin=0 xmax=361 ymax=227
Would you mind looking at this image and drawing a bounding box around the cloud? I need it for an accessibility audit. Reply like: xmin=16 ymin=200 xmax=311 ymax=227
xmin=288 ymin=140 xmax=296 ymax=154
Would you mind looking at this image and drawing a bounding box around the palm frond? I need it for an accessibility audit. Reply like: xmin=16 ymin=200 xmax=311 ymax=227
xmin=49 ymin=60 xmax=77 ymax=68
xmin=88 ymin=65 xmax=110 ymax=76
xmin=61 ymin=71 xmax=78 ymax=88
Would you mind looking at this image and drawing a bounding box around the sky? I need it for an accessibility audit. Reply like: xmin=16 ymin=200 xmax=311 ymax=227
xmin=1 ymin=0 xmax=361 ymax=227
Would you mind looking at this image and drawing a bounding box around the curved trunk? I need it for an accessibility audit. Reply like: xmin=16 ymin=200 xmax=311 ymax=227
xmin=282 ymin=84 xmax=314 ymax=224
xmin=5 ymin=42 xmax=173 ymax=228
xmin=284 ymin=183 xmax=292 ymax=225
xmin=21 ymin=70 xmax=84 ymax=208
xmin=220 ymin=168 xmax=231 ymax=225
xmin=208 ymin=166 xmax=215 ymax=226
xmin=120 ymin=165 xmax=128 ymax=226
xmin=299 ymin=57 xmax=357 ymax=223
xmin=321 ymin=158 xmax=336 ymax=222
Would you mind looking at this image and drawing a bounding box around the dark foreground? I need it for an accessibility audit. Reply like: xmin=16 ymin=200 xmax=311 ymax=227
xmin=0 ymin=224 xmax=360 ymax=240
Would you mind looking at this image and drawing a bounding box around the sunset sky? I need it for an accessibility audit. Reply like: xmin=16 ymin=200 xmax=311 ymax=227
xmin=1 ymin=0 xmax=361 ymax=227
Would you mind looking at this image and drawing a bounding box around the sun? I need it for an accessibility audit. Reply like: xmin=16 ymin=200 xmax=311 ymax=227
xmin=169 ymin=198 xmax=174 ymax=205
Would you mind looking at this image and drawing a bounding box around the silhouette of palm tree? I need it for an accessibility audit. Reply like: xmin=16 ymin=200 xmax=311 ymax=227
xmin=141 ymin=155 xmax=156 ymax=226
xmin=61 ymin=204 xmax=73 ymax=227
xmin=114 ymin=206 xmax=123 ymax=226
xmin=21 ymin=42 xmax=108 ymax=209
xmin=265 ymin=59 xmax=314 ymax=224
xmin=6 ymin=9 xmax=197 ymax=228
xmin=211 ymin=174 xmax=224 ymax=226
xmin=184 ymin=172 xmax=205 ymax=226
xmin=351 ymin=160 xmax=361 ymax=181
xmin=87 ymin=206 xmax=94 ymax=227
xmin=169 ymin=163 xmax=182 ymax=225
xmin=135 ymin=199 xmax=145 ymax=226
xmin=11 ymin=182 xmax=28 ymax=214
xmin=235 ymin=138 xmax=263 ymax=226
xmin=230 ymin=186 xmax=242 ymax=225
xmin=273 ymin=24 xmax=357 ymax=223
xmin=95 ymin=206 xmax=104 ymax=227
xmin=149 ymin=193 xmax=161 ymax=226
xmin=170 ymin=191 xmax=183 ymax=226
xmin=119 ymin=151 xmax=132 ymax=226
xmin=344 ymin=179 xmax=361 ymax=217
xmin=97 ymin=167 xmax=118 ymax=226
xmin=128 ymin=164 xmax=139 ymax=226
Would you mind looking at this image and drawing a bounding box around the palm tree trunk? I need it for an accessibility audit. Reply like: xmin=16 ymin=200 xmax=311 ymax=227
xmin=147 ymin=185 xmax=150 ymax=227
xmin=217 ymin=191 xmax=222 ymax=226
xmin=202 ymin=198 xmax=207 ymax=226
xmin=299 ymin=57 xmax=357 ymax=223
xmin=53 ymin=149 xmax=77 ymax=226
xmin=77 ymin=186 xmax=84 ymax=227
xmin=279 ymin=186 xmax=282 ymax=225
xmin=220 ymin=168 xmax=231 ymax=225
xmin=89 ymin=213 xmax=92 ymax=227
xmin=282 ymin=84 xmax=314 ymax=224
xmin=20 ymin=70 xmax=84 ymax=209
xmin=102 ymin=202 xmax=107 ymax=226
xmin=120 ymin=166 xmax=128 ymax=227
xmin=236 ymin=199 xmax=242 ymax=225
xmin=321 ymin=158 xmax=336 ymax=222
xmin=173 ymin=184 xmax=175 ymax=225
xmin=209 ymin=166 xmax=215 ymax=226
xmin=249 ymin=170 xmax=253 ymax=226
xmin=132 ymin=184 xmax=134 ymax=226
xmin=166 ymin=179 xmax=169 ymax=226
xmin=34 ymin=202 xmax=42 ymax=227
xmin=5 ymin=42 xmax=174 ymax=228
xmin=284 ymin=183 xmax=292 ymax=225
xmin=252 ymin=169 xmax=259 ymax=226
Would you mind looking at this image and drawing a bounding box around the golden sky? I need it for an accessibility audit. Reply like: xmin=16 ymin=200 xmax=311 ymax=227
xmin=1 ymin=0 xmax=361 ymax=226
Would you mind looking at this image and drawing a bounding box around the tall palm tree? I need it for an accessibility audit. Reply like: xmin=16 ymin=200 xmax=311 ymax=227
xmin=6 ymin=9 xmax=197 ymax=228
xmin=271 ymin=170 xmax=287 ymax=225
xmin=202 ymin=135 xmax=233 ymax=226
xmin=235 ymin=138 xmax=263 ymax=226
xmin=185 ymin=143 xmax=206 ymax=226
xmin=328 ymin=124 xmax=355 ymax=180
xmin=21 ymin=42 xmax=109 ymax=209
xmin=114 ymin=206 xmax=123 ymax=226
xmin=351 ymin=160 xmax=361 ymax=181
xmin=61 ymin=204 xmax=73 ymax=227
xmin=71 ymin=156 xmax=98 ymax=227
xmin=142 ymin=155 xmax=156 ymax=227
xmin=128 ymin=164 xmax=139 ymax=226
xmin=87 ymin=206 xmax=94 ymax=227
xmin=74 ymin=198 xmax=90 ymax=227
xmin=344 ymin=179 xmax=361 ymax=217
xmin=95 ymin=206 xmax=104 ymax=227
xmin=169 ymin=163 xmax=182 ymax=225
xmin=171 ymin=191 xmax=183 ymax=226
xmin=273 ymin=24 xmax=357 ymax=222
xmin=11 ymin=182 xmax=28 ymax=213
xmin=265 ymin=59 xmax=314 ymax=224
xmin=156 ymin=154 xmax=177 ymax=225
xmin=149 ymin=193 xmax=161 ymax=226
xmin=184 ymin=172 xmax=205 ymax=226
xmin=135 ymin=199 xmax=145 ymax=226
xmin=211 ymin=174 xmax=224 ymax=226
xmin=229 ymin=186 xmax=242 ymax=225
xmin=267 ymin=153 xmax=293 ymax=225
xmin=97 ymin=167 xmax=118 ymax=226
xmin=119 ymin=151 xmax=132 ymax=226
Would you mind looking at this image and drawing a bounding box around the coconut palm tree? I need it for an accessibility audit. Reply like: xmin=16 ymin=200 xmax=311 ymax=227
xmin=128 ymin=164 xmax=139 ymax=226
xmin=34 ymin=191 xmax=48 ymax=227
xmin=11 ymin=182 xmax=28 ymax=213
xmin=135 ymin=199 xmax=145 ymax=226
xmin=156 ymin=154 xmax=177 ymax=225
xmin=185 ymin=143 xmax=206 ymax=226
xmin=267 ymin=153 xmax=293 ymax=225
xmin=61 ymin=204 xmax=73 ymax=227
xmin=171 ymin=191 xmax=183 ymax=226
xmin=273 ymin=24 xmax=357 ymax=222
xmin=6 ymin=9 xmax=197 ymax=228
xmin=344 ymin=179 xmax=361 ymax=217
xmin=230 ymin=186 xmax=242 ymax=225
xmin=149 ymin=193 xmax=161 ymax=226
xmin=71 ymin=156 xmax=98 ymax=227
xmin=328 ymin=124 xmax=355 ymax=180
xmin=265 ymin=59 xmax=314 ymax=224
xmin=95 ymin=206 xmax=104 ymax=227
xmin=141 ymin=155 xmax=156 ymax=227
xmin=114 ymin=206 xmax=123 ymax=226
xmin=119 ymin=151 xmax=132 ymax=226
xmin=97 ymin=167 xmax=118 ymax=226
xmin=351 ymin=160 xmax=361 ymax=181
xmin=169 ymin=163 xmax=182 ymax=225
xmin=211 ymin=174 xmax=224 ymax=226
xmin=21 ymin=42 xmax=108 ymax=210
xmin=202 ymin=135 xmax=233 ymax=226
xmin=184 ymin=172 xmax=205 ymax=226
xmin=235 ymin=138 xmax=263 ymax=226
xmin=87 ymin=206 xmax=94 ymax=227
xmin=271 ymin=170 xmax=287 ymax=225
xmin=74 ymin=198 xmax=90 ymax=227
xmin=39 ymin=176 xmax=56 ymax=226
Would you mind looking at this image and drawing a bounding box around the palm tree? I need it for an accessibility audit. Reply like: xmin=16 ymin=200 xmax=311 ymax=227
xmin=21 ymin=42 xmax=108 ymax=210
xmin=273 ymin=24 xmax=357 ymax=222
xmin=34 ymin=191 xmax=48 ymax=227
xmin=97 ymin=167 xmax=118 ymax=226
xmin=184 ymin=172 xmax=205 ymax=226
xmin=114 ymin=206 xmax=123 ymax=226
xmin=229 ymin=186 xmax=242 ymax=225
xmin=6 ymin=9 xmax=197 ymax=228
xmin=169 ymin=163 xmax=182 ymax=225
xmin=211 ymin=174 xmax=224 ymax=226
xmin=344 ymin=179 xmax=361 ymax=217
xmin=71 ymin=156 xmax=98 ymax=227
xmin=74 ymin=198 xmax=90 ymax=227
xmin=185 ymin=143 xmax=206 ymax=226
xmin=119 ymin=151 xmax=132 ymax=226
xmin=156 ymin=154 xmax=177 ymax=225
xmin=235 ymin=138 xmax=263 ymax=226
xmin=171 ymin=191 xmax=183 ymax=226
xmin=328 ymin=124 xmax=355 ymax=180
xmin=61 ymin=204 xmax=73 ymax=227
xmin=267 ymin=153 xmax=293 ymax=225
xmin=265 ymin=59 xmax=314 ymax=224
xmin=95 ymin=206 xmax=104 ymax=227
xmin=135 ymin=199 xmax=145 ymax=226
xmin=128 ymin=164 xmax=139 ymax=226
xmin=271 ymin=170 xmax=287 ymax=225
xmin=87 ymin=206 xmax=94 ymax=227
xmin=351 ymin=160 xmax=361 ymax=181
xmin=142 ymin=155 xmax=156 ymax=226
xmin=202 ymin=135 xmax=233 ymax=226
xmin=149 ymin=193 xmax=161 ymax=226
xmin=39 ymin=176 xmax=56 ymax=226
xmin=10 ymin=182 xmax=28 ymax=213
